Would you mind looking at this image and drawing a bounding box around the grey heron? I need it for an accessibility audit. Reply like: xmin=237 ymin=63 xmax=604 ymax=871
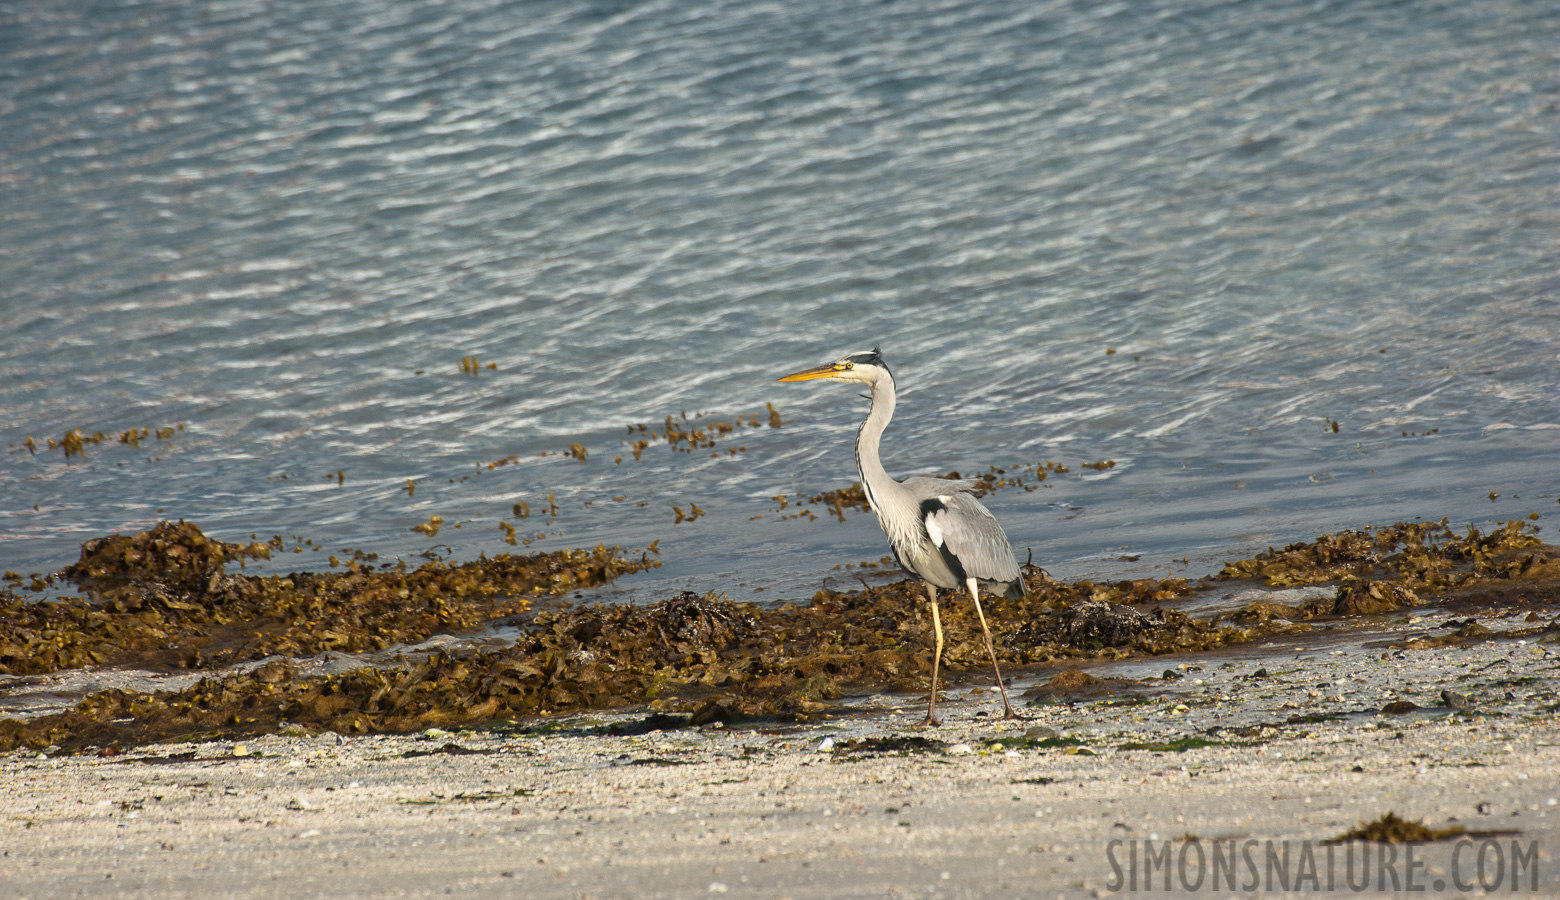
xmin=779 ymin=348 xmax=1024 ymax=725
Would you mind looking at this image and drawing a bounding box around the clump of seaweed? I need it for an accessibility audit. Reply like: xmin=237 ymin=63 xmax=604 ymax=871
xmin=52 ymin=429 xmax=104 ymax=458
xmin=1222 ymin=520 xmax=1551 ymax=622
xmin=672 ymin=503 xmax=707 ymax=524
xmin=0 ymin=521 xmax=658 ymax=677
xmin=28 ymin=424 xmax=185 ymax=458
xmin=458 ymin=355 xmax=496 ymax=375
xmin=1325 ymin=811 xmax=1465 ymax=844
xmin=64 ymin=520 xmax=273 ymax=594
xmin=794 ymin=483 xmax=871 ymax=522
xmin=1218 ymin=519 xmax=1541 ymax=589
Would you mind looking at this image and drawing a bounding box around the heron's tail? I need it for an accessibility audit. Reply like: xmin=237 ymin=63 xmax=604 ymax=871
xmin=1003 ymin=577 xmax=1026 ymax=600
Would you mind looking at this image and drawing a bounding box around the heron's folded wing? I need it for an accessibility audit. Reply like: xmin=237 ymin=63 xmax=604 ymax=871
xmin=922 ymin=492 xmax=1021 ymax=585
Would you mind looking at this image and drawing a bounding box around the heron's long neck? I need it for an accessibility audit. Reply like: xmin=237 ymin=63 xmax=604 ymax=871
xmin=854 ymin=374 xmax=902 ymax=511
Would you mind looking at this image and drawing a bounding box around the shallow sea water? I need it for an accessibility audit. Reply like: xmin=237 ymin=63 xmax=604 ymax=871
xmin=2 ymin=0 xmax=1558 ymax=605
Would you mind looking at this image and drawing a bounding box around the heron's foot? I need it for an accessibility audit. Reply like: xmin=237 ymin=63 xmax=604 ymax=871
xmin=1000 ymin=706 xmax=1021 ymax=721
xmin=921 ymin=714 xmax=941 ymax=727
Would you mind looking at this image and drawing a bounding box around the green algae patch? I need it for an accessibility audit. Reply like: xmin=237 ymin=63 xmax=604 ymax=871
xmin=0 ymin=521 xmax=658 ymax=676
xmin=1117 ymin=736 xmax=1230 ymax=753
xmin=984 ymin=734 xmax=1087 ymax=751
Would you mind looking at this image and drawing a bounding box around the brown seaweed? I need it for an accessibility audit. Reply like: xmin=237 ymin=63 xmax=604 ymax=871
xmin=0 ymin=563 xmax=1217 ymax=750
xmin=616 ymin=407 xmax=780 ymax=462
xmin=1222 ymin=520 xmax=1554 ymax=623
xmin=0 ymin=521 xmax=658 ymax=678
xmin=1326 ymin=811 xmax=1466 ymax=844
xmin=3 ymin=518 xmax=1557 ymax=754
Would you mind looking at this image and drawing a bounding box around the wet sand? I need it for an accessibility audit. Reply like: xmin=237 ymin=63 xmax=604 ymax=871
xmin=4 ymin=620 xmax=1558 ymax=899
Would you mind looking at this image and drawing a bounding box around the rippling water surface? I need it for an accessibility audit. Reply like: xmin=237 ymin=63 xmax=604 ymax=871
xmin=3 ymin=0 xmax=1558 ymax=604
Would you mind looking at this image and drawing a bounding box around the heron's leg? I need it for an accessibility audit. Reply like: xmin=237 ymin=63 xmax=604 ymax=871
xmin=967 ymin=577 xmax=1017 ymax=720
xmin=923 ymin=584 xmax=942 ymax=727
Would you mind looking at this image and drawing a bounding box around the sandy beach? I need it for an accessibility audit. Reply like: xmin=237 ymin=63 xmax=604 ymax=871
xmin=5 ymin=616 xmax=1557 ymax=899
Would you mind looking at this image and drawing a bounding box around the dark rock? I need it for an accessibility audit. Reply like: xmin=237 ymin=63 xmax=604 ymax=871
xmin=689 ymin=699 xmax=738 ymax=727
xmin=1022 ymin=669 xmax=1128 ymax=704
xmin=1455 ymin=622 xmax=1492 ymax=639
xmin=1440 ymin=690 xmax=1473 ymax=710
xmin=835 ymin=736 xmax=945 ymax=755
xmin=1059 ymin=601 xmax=1153 ymax=648
xmin=605 ymin=713 xmax=691 ymax=736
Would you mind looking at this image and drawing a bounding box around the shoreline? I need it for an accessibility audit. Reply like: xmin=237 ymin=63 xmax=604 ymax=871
xmin=5 ymin=518 xmax=1555 ymax=755
xmin=4 ymin=612 xmax=1558 ymax=898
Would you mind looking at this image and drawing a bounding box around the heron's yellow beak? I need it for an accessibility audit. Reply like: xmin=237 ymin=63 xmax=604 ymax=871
xmin=777 ymin=363 xmax=845 ymax=383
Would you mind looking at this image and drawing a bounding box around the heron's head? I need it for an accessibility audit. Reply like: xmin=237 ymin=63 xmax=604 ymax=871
xmin=777 ymin=348 xmax=890 ymax=386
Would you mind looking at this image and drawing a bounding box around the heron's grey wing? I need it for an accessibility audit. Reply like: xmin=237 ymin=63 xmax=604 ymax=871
xmin=919 ymin=491 xmax=1023 ymax=591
